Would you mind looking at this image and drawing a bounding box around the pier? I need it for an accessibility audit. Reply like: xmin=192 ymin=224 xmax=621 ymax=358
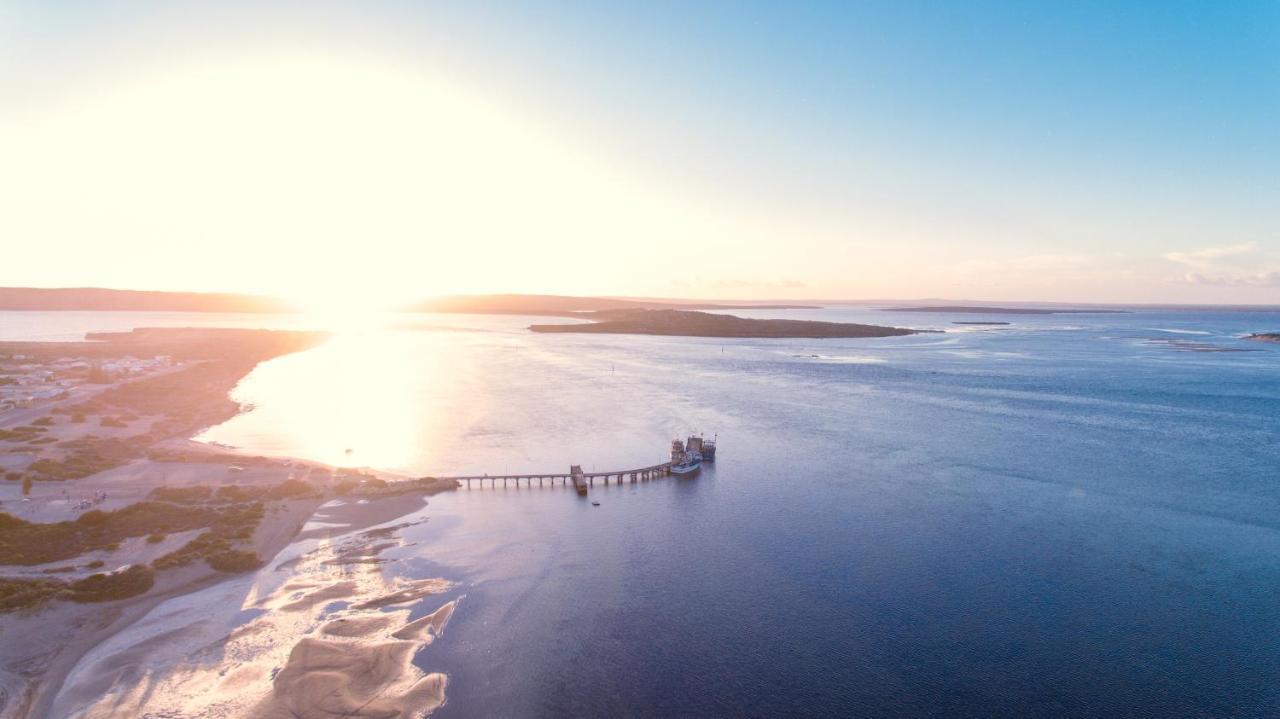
xmin=421 ymin=435 xmax=714 ymax=495
xmin=424 ymin=461 xmax=675 ymax=489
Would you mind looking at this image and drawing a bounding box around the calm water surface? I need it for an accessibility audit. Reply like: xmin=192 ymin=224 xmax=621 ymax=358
xmin=8 ymin=307 xmax=1280 ymax=716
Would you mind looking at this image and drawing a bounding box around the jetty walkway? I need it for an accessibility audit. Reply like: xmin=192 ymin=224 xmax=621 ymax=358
xmin=425 ymin=461 xmax=674 ymax=488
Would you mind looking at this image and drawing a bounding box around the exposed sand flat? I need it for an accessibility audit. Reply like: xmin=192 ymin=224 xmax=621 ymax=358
xmin=0 ymin=495 xmax=322 ymax=719
xmin=254 ymin=638 xmax=447 ymax=719
xmin=392 ymin=601 xmax=458 ymax=642
xmin=46 ymin=509 xmax=455 ymax=719
xmin=352 ymin=578 xmax=454 ymax=610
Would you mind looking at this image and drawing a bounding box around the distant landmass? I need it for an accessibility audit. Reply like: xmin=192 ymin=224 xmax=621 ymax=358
xmin=953 ymin=321 xmax=1011 ymax=325
xmin=0 ymin=287 xmax=296 ymax=313
xmin=1245 ymin=333 xmax=1280 ymax=343
xmin=410 ymin=294 xmax=819 ymax=315
xmin=529 ymin=309 xmax=921 ymax=338
xmin=882 ymin=305 xmax=1129 ymax=315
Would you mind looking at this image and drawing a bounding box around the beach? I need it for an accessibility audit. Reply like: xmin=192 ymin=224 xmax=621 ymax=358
xmin=43 ymin=495 xmax=456 ymax=718
xmin=1 ymin=437 xmax=456 ymax=719
xmin=0 ymin=328 xmax=457 ymax=719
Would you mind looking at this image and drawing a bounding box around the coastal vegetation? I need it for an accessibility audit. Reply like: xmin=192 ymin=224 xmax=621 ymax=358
xmin=0 ymin=425 xmax=46 ymax=442
xmin=0 ymin=479 xmax=329 ymax=612
xmin=26 ymin=436 xmax=147 ymax=481
xmin=0 ymin=565 xmax=156 ymax=612
xmin=3 ymin=328 xmax=326 ymax=484
xmin=530 ymin=308 xmax=920 ymax=339
xmin=0 ymin=499 xmax=263 ymax=566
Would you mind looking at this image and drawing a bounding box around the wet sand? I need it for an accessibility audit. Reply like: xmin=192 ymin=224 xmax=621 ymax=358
xmin=1 ymin=327 xmax=458 ymax=718
xmin=0 ymin=494 xmax=324 ymax=719
xmin=44 ymin=496 xmax=455 ymax=718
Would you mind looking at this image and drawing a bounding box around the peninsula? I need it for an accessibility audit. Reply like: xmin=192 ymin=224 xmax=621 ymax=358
xmin=0 ymin=287 xmax=297 ymax=313
xmin=529 ymin=308 xmax=920 ymax=338
xmin=0 ymin=327 xmax=456 ymax=718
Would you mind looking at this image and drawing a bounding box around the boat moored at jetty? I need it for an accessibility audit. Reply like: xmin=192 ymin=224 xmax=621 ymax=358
xmin=671 ymin=435 xmax=713 ymax=476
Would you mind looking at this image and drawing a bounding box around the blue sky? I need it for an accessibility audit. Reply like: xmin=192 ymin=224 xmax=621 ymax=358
xmin=1 ymin=1 xmax=1277 ymax=303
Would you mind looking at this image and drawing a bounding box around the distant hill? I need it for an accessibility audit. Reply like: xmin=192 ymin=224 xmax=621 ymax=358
xmin=410 ymin=294 xmax=819 ymax=315
xmin=529 ymin=308 xmax=921 ymax=338
xmin=0 ymin=287 xmax=296 ymax=313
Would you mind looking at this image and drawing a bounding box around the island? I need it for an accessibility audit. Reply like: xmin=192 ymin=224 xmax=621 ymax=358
xmin=529 ymin=308 xmax=922 ymax=338
xmin=953 ymin=321 xmax=1011 ymax=325
xmin=881 ymin=305 xmax=1128 ymax=314
xmin=1245 ymin=333 xmax=1280 ymax=343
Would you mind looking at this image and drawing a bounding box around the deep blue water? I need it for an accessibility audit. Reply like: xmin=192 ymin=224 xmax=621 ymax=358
xmin=356 ymin=308 xmax=1280 ymax=718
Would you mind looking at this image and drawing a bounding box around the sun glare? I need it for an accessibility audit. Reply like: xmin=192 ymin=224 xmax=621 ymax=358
xmin=3 ymin=52 xmax=774 ymax=305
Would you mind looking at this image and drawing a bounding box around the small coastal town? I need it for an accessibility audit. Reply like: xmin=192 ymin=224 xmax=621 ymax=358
xmin=0 ymin=354 xmax=174 ymax=412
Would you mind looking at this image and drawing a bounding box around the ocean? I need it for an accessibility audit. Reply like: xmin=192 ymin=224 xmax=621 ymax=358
xmin=5 ymin=306 xmax=1280 ymax=716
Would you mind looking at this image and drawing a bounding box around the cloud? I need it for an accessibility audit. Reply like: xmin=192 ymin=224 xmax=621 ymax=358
xmin=1163 ymin=242 xmax=1261 ymax=270
xmin=1178 ymin=271 xmax=1280 ymax=287
xmin=1163 ymin=242 xmax=1280 ymax=287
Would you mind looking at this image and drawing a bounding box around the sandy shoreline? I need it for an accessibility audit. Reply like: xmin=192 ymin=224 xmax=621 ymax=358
xmin=1 ymin=469 xmax=454 ymax=719
xmin=0 ymin=329 xmax=459 ymax=719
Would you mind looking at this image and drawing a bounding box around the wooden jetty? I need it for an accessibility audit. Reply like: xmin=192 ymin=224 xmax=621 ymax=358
xmin=424 ymin=461 xmax=675 ymax=490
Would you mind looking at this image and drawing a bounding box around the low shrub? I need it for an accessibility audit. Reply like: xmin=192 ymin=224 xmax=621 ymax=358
xmin=208 ymin=550 xmax=262 ymax=573
xmin=67 ymin=565 xmax=154 ymax=602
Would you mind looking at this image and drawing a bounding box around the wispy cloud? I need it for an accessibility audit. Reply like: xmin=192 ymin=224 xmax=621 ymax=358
xmin=1163 ymin=242 xmax=1280 ymax=287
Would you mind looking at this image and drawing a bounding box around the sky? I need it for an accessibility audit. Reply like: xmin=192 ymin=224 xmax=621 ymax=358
xmin=1 ymin=1 xmax=1277 ymax=307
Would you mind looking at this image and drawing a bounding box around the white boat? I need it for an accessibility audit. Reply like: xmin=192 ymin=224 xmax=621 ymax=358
xmin=670 ymin=456 xmax=701 ymax=476
xmin=669 ymin=437 xmax=703 ymax=476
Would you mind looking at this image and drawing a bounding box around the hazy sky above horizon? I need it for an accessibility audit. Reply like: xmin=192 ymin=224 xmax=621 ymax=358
xmin=2 ymin=1 xmax=1277 ymax=307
